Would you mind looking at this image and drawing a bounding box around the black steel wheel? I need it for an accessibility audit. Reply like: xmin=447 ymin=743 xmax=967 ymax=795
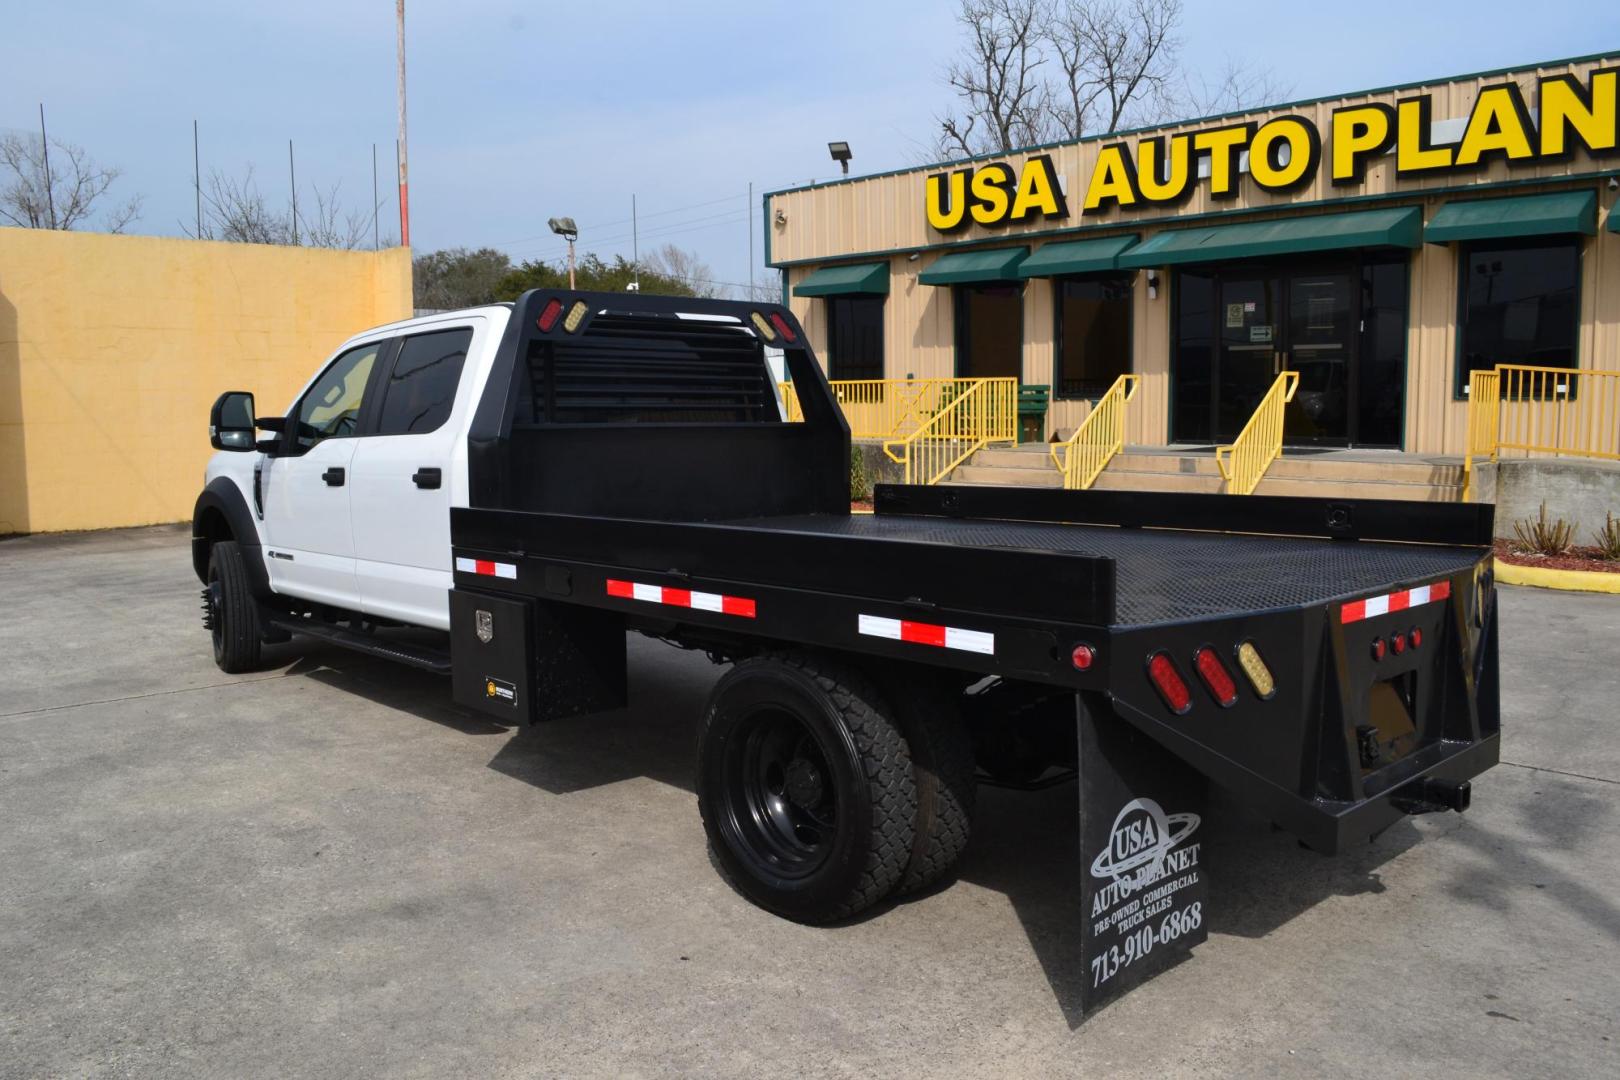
xmin=697 ymin=652 xmax=915 ymax=924
xmin=205 ymin=540 xmax=263 ymax=674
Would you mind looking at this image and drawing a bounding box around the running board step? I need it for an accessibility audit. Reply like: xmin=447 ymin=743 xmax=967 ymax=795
xmin=264 ymin=614 xmax=452 ymax=674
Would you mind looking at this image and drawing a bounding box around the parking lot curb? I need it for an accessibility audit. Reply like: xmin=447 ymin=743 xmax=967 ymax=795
xmin=1494 ymin=557 xmax=1620 ymax=594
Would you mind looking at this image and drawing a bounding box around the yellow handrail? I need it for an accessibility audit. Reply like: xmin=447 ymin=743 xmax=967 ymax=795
xmin=1046 ymin=374 xmax=1139 ymax=490
xmin=1463 ymin=362 xmax=1620 ymax=501
xmin=1215 ymin=371 xmax=1299 ymax=495
xmin=881 ymin=377 xmax=1019 ymax=484
xmin=1462 ymin=369 xmax=1501 ymax=502
xmin=778 ymin=378 xmax=991 ymax=440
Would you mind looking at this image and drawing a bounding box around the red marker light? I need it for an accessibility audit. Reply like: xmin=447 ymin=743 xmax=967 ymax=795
xmin=537 ymin=298 xmax=564 ymax=331
xmin=1370 ymin=637 xmax=1386 ymax=661
xmin=1071 ymin=643 xmax=1095 ymax=671
xmin=1410 ymin=626 xmax=1423 ymax=649
xmin=1192 ymin=646 xmax=1239 ymax=707
xmin=1147 ymin=652 xmax=1192 ymax=715
xmin=768 ymin=311 xmax=798 ymax=342
xmin=1391 ymin=632 xmax=1407 ymax=655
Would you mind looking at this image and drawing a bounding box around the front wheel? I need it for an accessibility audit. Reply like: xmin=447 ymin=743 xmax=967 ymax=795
xmin=697 ymin=652 xmax=916 ymax=924
xmin=204 ymin=541 xmax=263 ymax=673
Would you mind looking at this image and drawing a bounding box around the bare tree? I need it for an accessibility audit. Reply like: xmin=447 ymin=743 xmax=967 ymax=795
xmin=185 ymin=167 xmax=382 ymax=250
xmin=938 ymin=0 xmax=1057 ymax=158
xmin=1047 ymin=0 xmax=1180 ymax=137
xmin=642 ymin=243 xmax=723 ymax=298
xmin=933 ymin=0 xmax=1288 ymax=158
xmin=0 ymin=133 xmax=142 ymax=232
xmin=1181 ymin=57 xmax=1295 ymax=118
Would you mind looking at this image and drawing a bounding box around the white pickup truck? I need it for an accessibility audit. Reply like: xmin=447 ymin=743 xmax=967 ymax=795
xmin=195 ymin=307 xmax=503 ymax=666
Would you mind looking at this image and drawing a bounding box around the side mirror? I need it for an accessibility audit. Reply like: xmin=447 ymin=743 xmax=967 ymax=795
xmin=209 ymin=391 xmax=257 ymax=451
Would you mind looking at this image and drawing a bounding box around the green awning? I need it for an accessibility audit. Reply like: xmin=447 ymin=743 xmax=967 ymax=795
xmin=1425 ymin=190 xmax=1597 ymax=244
xmin=1117 ymin=207 xmax=1422 ymax=269
xmin=792 ymin=261 xmax=890 ymax=297
xmin=918 ymin=246 xmax=1028 ymax=285
xmin=1016 ymin=234 xmax=1139 ymax=278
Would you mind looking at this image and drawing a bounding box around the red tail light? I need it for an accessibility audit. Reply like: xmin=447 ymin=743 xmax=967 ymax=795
xmin=1391 ymin=631 xmax=1407 ymax=655
xmin=1147 ymin=652 xmax=1192 ymax=714
xmin=1071 ymin=643 xmax=1095 ymax=671
xmin=1410 ymin=626 xmax=1423 ymax=648
xmin=537 ymin=298 xmax=564 ymax=331
xmin=768 ymin=311 xmax=798 ymax=342
xmin=1370 ymin=637 xmax=1386 ymax=661
xmin=1192 ymin=646 xmax=1238 ymax=707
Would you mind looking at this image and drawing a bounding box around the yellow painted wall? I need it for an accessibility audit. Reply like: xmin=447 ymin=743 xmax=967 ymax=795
xmin=0 ymin=228 xmax=412 ymax=534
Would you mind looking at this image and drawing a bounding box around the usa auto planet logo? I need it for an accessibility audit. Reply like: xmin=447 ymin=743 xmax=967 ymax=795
xmin=1090 ymin=797 xmax=1200 ymax=892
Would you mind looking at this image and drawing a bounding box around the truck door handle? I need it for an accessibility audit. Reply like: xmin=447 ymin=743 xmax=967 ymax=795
xmin=412 ymin=467 xmax=442 ymax=490
xmin=322 ymin=467 xmax=345 ymax=487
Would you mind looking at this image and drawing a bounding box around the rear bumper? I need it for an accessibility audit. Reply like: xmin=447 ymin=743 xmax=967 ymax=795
xmin=1299 ymin=733 xmax=1499 ymax=853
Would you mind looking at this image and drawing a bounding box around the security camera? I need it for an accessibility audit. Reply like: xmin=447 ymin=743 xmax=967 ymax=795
xmin=1609 ymin=176 xmax=1619 ymax=191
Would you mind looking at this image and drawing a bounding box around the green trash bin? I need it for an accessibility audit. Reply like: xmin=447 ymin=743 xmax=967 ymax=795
xmin=1017 ymin=384 xmax=1050 ymax=444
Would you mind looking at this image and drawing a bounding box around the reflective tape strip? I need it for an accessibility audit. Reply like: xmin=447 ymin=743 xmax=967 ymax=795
xmin=857 ymin=614 xmax=995 ymax=656
xmin=1340 ymin=579 xmax=1450 ymax=624
xmin=605 ymin=579 xmax=756 ymax=618
xmin=455 ymin=556 xmax=517 ymax=580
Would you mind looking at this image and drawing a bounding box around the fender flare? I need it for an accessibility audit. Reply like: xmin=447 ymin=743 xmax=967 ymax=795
xmin=191 ymin=477 xmax=270 ymax=596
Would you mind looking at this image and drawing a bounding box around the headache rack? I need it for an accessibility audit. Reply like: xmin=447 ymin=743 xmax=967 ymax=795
xmin=466 ymin=290 xmax=851 ymax=521
xmin=519 ymin=312 xmax=781 ymax=425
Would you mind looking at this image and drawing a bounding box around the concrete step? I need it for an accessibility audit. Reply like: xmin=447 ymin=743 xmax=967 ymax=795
xmin=970 ymin=446 xmax=1062 ymax=469
xmin=1108 ymin=452 xmax=1225 ymax=477
xmin=1251 ymin=476 xmax=1460 ymax=502
xmin=1088 ymin=470 xmax=1224 ymax=494
xmin=1266 ymin=457 xmax=1464 ymax=485
xmin=949 ymin=465 xmax=1064 ymax=487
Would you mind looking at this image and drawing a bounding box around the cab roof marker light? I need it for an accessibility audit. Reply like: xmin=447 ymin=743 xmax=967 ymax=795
xmin=768 ymin=311 xmax=798 ymax=343
xmin=536 ymin=298 xmax=564 ymax=332
xmin=1235 ymin=641 xmax=1276 ymax=700
xmin=563 ymin=300 xmax=590 ymax=333
xmin=750 ymin=312 xmax=777 ymax=341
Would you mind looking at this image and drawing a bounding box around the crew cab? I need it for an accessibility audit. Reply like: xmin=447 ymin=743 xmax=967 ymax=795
xmin=194 ymin=290 xmax=1500 ymax=1009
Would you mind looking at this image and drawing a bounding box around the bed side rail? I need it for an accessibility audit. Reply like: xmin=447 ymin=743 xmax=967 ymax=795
xmin=875 ymin=484 xmax=1494 ymax=548
xmin=451 ymin=508 xmax=1117 ymax=627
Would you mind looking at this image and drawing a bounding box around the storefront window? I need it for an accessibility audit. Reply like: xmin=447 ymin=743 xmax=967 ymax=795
xmin=1054 ymin=276 xmax=1133 ymax=399
xmin=826 ymin=296 xmax=885 ymax=382
xmin=955 ymin=284 xmax=1024 ymax=380
xmin=1456 ymin=238 xmax=1580 ymax=397
xmin=1357 ymin=256 xmax=1408 ymax=447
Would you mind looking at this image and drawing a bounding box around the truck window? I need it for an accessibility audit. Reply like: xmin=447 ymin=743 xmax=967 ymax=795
xmin=374 ymin=328 xmax=472 ymax=435
xmin=293 ymin=342 xmax=381 ymax=451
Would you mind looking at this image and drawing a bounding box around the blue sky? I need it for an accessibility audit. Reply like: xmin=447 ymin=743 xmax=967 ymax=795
xmin=3 ymin=1 xmax=1616 ymax=293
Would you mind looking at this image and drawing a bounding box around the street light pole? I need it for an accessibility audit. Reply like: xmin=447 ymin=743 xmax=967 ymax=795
xmin=548 ymin=217 xmax=579 ymax=289
xmin=396 ymin=0 xmax=410 ymax=248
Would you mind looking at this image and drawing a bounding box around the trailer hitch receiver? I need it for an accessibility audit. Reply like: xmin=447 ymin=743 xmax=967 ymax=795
xmin=1390 ymin=777 xmax=1471 ymax=816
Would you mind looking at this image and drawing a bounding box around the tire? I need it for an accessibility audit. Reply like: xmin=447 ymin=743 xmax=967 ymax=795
xmin=205 ymin=541 xmax=263 ymax=674
xmin=892 ymin=677 xmax=976 ymax=895
xmin=697 ymin=651 xmax=916 ymax=924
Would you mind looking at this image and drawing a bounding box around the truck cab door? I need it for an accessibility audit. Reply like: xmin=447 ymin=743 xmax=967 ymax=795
xmin=259 ymin=338 xmax=390 ymax=609
xmin=349 ymin=322 xmax=481 ymax=630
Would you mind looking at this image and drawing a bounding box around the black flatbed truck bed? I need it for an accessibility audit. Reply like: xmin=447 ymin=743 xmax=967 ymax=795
xmin=444 ymin=290 xmax=1499 ymax=1009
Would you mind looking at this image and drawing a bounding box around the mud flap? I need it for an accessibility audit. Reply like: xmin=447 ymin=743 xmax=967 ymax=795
xmin=1078 ymin=690 xmax=1209 ymax=1011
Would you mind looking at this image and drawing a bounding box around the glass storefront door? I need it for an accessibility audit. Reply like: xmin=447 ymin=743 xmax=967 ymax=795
xmin=1172 ymin=254 xmax=1408 ymax=448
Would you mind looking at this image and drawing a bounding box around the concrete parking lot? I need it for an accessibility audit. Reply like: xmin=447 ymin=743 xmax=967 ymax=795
xmin=2 ymin=525 xmax=1617 ymax=1078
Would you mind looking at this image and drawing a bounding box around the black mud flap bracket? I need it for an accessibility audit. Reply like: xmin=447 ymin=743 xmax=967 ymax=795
xmin=1078 ymin=690 xmax=1210 ymax=1012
